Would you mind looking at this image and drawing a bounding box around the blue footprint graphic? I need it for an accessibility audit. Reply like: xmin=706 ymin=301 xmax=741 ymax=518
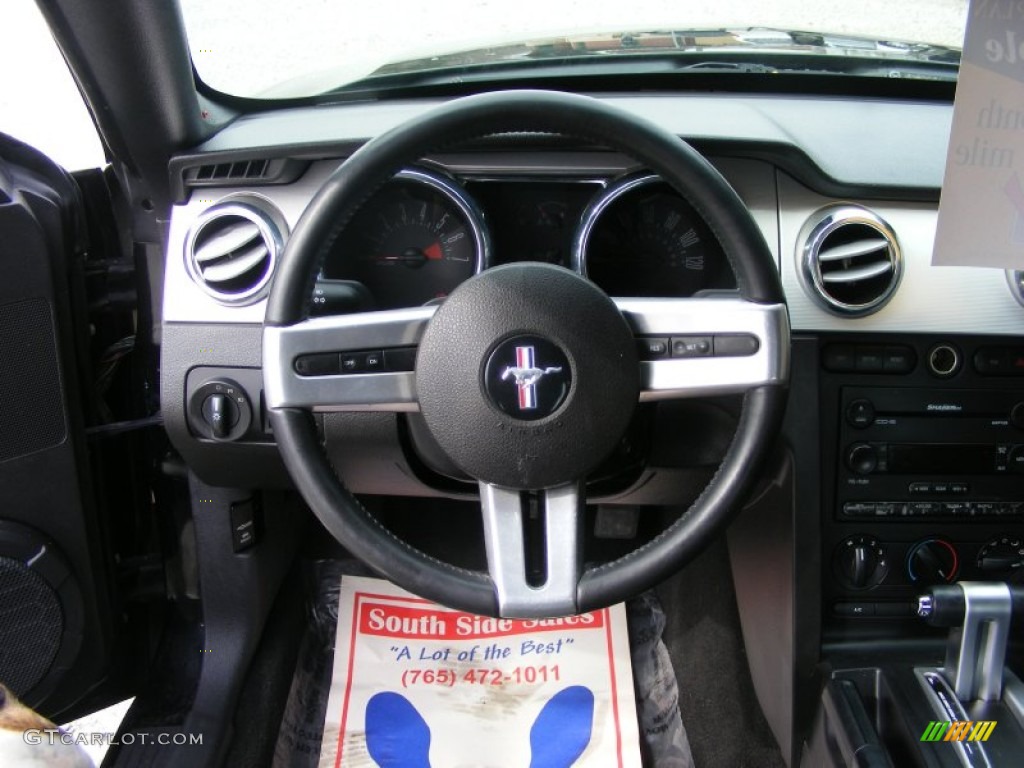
xmin=365 ymin=691 xmax=431 ymax=768
xmin=529 ymin=686 xmax=595 ymax=768
xmin=363 ymin=686 xmax=594 ymax=768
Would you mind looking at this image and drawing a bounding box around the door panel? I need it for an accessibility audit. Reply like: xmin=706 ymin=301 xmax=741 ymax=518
xmin=0 ymin=134 xmax=113 ymax=716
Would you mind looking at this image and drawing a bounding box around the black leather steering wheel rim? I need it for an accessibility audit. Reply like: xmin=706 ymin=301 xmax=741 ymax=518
xmin=265 ymin=90 xmax=788 ymax=617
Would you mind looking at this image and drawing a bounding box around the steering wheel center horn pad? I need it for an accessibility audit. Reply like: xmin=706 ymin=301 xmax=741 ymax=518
xmin=263 ymin=90 xmax=790 ymax=618
xmin=417 ymin=263 xmax=639 ymax=489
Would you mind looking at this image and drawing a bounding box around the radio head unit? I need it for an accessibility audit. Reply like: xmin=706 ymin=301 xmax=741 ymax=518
xmin=837 ymin=387 xmax=1024 ymax=521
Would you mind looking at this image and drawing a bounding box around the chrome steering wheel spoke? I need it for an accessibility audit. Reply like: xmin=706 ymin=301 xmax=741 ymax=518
xmin=263 ymin=306 xmax=436 ymax=411
xmin=480 ymin=481 xmax=583 ymax=618
xmin=613 ymin=296 xmax=790 ymax=400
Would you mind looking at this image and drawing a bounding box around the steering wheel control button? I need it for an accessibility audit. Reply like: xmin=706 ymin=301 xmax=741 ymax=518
xmin=295 ymin=352 xmax=341 ymax=376
xmin=671 ymin=336 xmax=712 ymax=357
xmin=383 ymin=347 xmax=417 ymax=372
xmin=340 ymin=352 xmax=367 ymax=373
xmin=417 ymin=262 xmax=639 ymax=489
xmin=636 ymin=337 xmax=669 ymax=359
xmin=484 ymin=336 xmax=571 ymax=421
xmin=713 ymin=334 xmax=760 ymax=357
xmin=294 ymin=347 xmax=414 ymax=376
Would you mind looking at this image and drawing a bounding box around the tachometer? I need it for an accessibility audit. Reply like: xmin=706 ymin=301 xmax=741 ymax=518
xmin=572 ymin=173 xmax=734 ymax=297
xmin=324 ymin=168 xmax=490 ymax=309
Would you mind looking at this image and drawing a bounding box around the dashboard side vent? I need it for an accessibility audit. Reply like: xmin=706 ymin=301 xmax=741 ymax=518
xmin=184 ymin=201 xmax=284 ymax=305
xmin=799 ymin=206 xmax=902 ymax=316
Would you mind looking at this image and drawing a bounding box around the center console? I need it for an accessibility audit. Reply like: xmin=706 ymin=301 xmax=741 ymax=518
xmin=819 ymin=336 xmax=1024 ymax=638
xmin=807 ymin=334 xmax=1024 ymax=767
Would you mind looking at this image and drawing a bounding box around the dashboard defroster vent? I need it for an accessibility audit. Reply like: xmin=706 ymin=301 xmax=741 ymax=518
xmin=184 ymin=201 xmax=284 ymax=305
xmin=194 ymin=159 xmax=268 ymax=183
xmin=799 ymin=205 xmax=902 ymax=316
xmin=181 ymin=157 xmax=308 ymax=190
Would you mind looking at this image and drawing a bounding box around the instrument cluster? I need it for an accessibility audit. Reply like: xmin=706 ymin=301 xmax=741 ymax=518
xmin=322 ymin=166 xmax=736 ymax=310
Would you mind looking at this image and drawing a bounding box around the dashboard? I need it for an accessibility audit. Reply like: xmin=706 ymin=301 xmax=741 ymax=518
xmin=163 ymin=94 xmax=1023 ymax=333
xmin=162 ymin=92 xmax=1024 ymax=491
xmin=160 ymin=89 xmax=1024 ymax=638
xmin=151 ymin=90 xmax=1024 ymax=762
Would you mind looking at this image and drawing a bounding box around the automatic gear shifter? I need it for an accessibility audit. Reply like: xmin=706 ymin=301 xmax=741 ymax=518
xmin=911 ymin=582 xmax=1024 ymax=767
xmin=803 ymin=582 xmax=1024 ymax=767
xmin=917 ymin=582 xmax=1024 ymax=702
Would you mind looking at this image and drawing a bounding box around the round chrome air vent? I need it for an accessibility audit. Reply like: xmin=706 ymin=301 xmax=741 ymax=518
xmin=185 ymin=200 xmax=284 ymax=305
xmin=1008 ymin=270 xmax=1024 ymax=307
xmin=798 ymin=205 xmax=902 ymax=316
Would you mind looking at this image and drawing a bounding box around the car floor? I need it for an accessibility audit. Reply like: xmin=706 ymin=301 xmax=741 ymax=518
xmin=657 ymin=535 xmax=787 ymax=768
xmin=266 ymin=499 xmax=787 ymax=767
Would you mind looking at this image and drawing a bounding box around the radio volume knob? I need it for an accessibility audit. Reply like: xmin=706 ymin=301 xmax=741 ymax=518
xmin=846 ymin=443 xmax=879 ymax=475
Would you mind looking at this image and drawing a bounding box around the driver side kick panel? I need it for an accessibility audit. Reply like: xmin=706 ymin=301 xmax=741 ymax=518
xmin=0 ymin=137 xmax=113 ymax=714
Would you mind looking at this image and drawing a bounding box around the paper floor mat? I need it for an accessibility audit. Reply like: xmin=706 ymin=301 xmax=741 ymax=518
xmin=317 ymin=576 xmax=641 ymax=768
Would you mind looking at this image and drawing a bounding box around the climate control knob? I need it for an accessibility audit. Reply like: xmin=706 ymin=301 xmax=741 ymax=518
xmin=834 ymin=535 xmax=888 ymax=590
xmin=906 ymin=539 xmax=959 ymax=585
xmin=977 ymin=536 xmax=1024 ymax=581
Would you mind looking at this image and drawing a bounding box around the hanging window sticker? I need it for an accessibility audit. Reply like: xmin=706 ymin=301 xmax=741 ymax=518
xmin=934 ymin=0 xmax=1024 ymax=268
xmin=318 ymin=576 xmax=641 ymax=768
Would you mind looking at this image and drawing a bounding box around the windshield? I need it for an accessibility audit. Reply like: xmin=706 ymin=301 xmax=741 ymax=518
xmin=180 ymin=0 xmax=967 ymax=99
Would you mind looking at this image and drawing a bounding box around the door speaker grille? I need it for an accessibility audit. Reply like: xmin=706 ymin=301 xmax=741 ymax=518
xmin=0 ymin=555 xmax=62 ymax=695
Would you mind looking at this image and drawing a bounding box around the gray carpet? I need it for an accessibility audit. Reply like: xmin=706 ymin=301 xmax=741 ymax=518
xmin=656 ymin=535 xmax=787 ymax=768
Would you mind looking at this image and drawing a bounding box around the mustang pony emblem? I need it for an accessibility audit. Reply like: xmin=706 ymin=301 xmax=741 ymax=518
xmin=500 ymin=346 xmax=562 ymax=410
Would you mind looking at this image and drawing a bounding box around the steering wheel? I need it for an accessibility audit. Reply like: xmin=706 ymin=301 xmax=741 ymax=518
xmin=263 ymin=91 xmax=789 ymax=618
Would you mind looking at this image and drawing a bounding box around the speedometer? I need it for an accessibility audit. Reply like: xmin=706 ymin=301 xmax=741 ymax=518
xmin=323 ymin=168 xmax=490 ymax=309
xmin=572 ymin=173 xmax=734 ymax=297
